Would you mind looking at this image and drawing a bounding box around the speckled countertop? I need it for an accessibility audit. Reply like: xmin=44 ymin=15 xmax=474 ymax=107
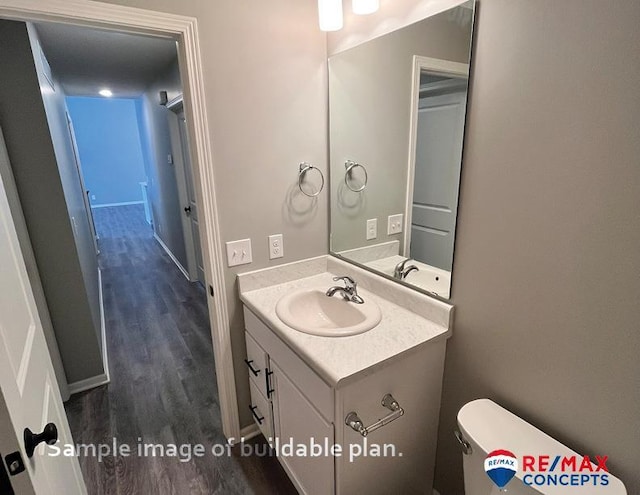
xmin=239 ymin=266 xmax=452 ymax=387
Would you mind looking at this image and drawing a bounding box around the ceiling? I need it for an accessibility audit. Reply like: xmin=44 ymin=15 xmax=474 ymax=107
xmin=35 ymin=22 xmax=178 ymax=98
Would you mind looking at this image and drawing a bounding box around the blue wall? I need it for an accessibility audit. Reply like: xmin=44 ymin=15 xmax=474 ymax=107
xmin=66 ymin=97 xmax=147 ymax=206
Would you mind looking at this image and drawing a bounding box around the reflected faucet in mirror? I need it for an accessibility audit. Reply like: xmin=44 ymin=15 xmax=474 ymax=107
xmin=326 ymin=276 xmax=365 ymax=304
xmin=393 ymin=259 xmax=419 ymax=280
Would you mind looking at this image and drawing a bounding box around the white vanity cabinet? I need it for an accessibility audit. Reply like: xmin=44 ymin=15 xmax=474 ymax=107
xmin=242 ymin=305 xmax=447 ymax=495
xmin=244 ymin=307 xmax=335 ymax=495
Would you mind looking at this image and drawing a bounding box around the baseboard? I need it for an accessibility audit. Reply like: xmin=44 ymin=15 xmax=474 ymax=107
xmin=238 ymin=424 xmax=261 ymax=442
xmin=68 ymin=269 xmax=111 ymax=396
xmin=153 ymin=232 xmax=190 ymax=281
xmin=98 ymin=269 xmax=110 ymax=383
xmin=68 ymin=373 xmax=110 ymax=395
xmin=91 ymin=200 xmax=144 ymax=208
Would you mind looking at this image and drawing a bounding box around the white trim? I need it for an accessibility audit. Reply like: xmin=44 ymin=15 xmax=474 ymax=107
xmin=0 ymin=0 xmax=239 ymax=440
xmin=68 ymin=269 xmax=111 ymax=396
xmin=98 ymin=268 xmax=110 ymax=383
xmin=237 ymin=424 xmax=261 ymax=443
xmin=403 ymin=56 xmax=468 ymax=256
xmin=90 ymin=200 xmax=144 ymax=208
xmin=154 ymin=232 xmax=190 ymax=280
xmin=68 ymin=373 xmax=110 ymax=395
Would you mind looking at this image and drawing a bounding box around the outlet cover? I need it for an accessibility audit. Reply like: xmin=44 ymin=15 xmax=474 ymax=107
xmin=366 ymin=219 xmax=377 ymax=240
xmin=387 ymin=214 xmax=403 ymax=235
xmin=226 ymin=238 xmax=252 ymax=267
xmin=268 ymin=234 xmax=284 ymax=259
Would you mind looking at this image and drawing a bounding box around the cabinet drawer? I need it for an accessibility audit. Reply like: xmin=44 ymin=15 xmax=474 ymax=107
xmin=249 ymin=379 xmax=273 ymax=442
xmin=245 ymin=332 xmax=269 ymax=395
xmin=244 ymin=307 xmax=334 ymax=421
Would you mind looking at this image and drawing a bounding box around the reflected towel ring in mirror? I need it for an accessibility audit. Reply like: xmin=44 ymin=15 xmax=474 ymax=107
xmin=298 ymin=162 xmax=325 ymax=197
xmin=344 ymin=160 xmax=368 ymax=192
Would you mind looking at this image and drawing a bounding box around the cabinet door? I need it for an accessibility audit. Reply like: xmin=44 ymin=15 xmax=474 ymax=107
xmin=271 ymin=361 xmax=334 ymax=495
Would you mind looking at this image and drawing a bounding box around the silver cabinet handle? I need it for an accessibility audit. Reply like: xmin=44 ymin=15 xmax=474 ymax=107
xmin=345 ymin=394 xmax=404 ymax=437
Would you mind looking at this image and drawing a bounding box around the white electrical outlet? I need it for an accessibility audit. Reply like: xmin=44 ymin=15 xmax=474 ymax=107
xmin=268 ymin=234 xmax=284 ymax=259
xmin=91 ymin=194 xmax=96 ymax=200
xmin=225 ymin=238 xmax=252 ymax=267
xmin=366 ymin=219 xmax=377 ymax=240
xmin=167 ymin=154 xmax=173 ymax=164
xmin=387 ymin=214 xmax=403 ymax=235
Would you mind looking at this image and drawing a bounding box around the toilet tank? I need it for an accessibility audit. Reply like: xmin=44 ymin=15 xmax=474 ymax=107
xmin=456 ymin=399 xmax=626 ymax=495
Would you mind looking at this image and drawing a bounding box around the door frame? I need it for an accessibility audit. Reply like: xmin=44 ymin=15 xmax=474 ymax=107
xmin=0 ymin=0 xmax=240 ymax=441
xmin=403 ymin=55 xmax=469 ymax=256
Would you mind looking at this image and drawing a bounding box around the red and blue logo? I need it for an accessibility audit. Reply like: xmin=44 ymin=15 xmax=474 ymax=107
xmin=484 ymin=450 xmax=611 ymax=489
xmin=484 ymin=450 xmax=518 ymax=489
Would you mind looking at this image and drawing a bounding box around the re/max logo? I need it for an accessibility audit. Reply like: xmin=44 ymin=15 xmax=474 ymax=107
xmin=522 ymin=455 xmax=609 ymax=473
xmin=486 ymin=458 xmax=516 ymax=468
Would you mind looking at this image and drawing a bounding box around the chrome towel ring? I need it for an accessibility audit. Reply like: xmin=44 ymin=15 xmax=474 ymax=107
xmin=298 ymin=162 xmax=324 ymax=197
xmin=344 ymin=160 xmax=368 ymax=192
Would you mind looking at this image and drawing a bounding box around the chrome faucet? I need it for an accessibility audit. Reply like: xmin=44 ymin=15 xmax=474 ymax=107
xmin=393 ymin=258 xmax=419 ymax=280
xmin=326 ymin=276 xmax=365 ymax=304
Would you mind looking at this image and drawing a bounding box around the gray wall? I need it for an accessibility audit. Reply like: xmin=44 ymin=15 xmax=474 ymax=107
xmin=331 ymin=0 xmax=640 ymax=492
xmin=136 ymin=58 xmax=188 ymax=269
xmin=99 ymin=0 xmax=328 ymax=427
xmin=435 ymin=0 xmax=640 ymax=492
xmin=329 ymin=11 xmax=471 ymax=253
xmin=0 ymin=21 xmax=104 ymax=384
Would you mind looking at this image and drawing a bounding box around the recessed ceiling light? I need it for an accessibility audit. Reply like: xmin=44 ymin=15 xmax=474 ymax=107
xmin=99 ymin=89 xmax=113 ymax=97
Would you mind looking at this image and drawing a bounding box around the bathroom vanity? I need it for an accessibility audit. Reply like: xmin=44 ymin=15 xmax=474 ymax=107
xmin=238 ymin=256 xmax=453 ymax=494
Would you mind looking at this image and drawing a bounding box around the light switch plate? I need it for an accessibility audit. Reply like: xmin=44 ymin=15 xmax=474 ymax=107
xmin=268 ymin=234 xmax=284 ymax=259
xmin=387 ymin=214 xmax=403 ymax=235
xmin=226 ymin=238 xmax=252 ymax=267
xmin=366 ymin=219 xmax=377 ymax=240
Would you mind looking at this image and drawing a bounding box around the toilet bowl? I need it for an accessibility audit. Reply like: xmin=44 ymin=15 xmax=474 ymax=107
xmin=456 ymin=399 xmax=626 ymax=495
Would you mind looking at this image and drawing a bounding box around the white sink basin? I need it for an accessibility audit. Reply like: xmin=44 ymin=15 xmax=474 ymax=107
xmin=275 ymin=289 xmax=381 ymax=337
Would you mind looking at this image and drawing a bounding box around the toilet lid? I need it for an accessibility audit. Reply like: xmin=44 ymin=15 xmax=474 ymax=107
xmin=457 ymin=399 xmax=627 ymax=495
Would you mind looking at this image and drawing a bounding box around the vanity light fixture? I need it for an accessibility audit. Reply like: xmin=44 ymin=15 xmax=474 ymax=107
xmin=352 ymin=0 xmax=379 ymax=15
xmin=318 ymin=0 xmax=343 ymax=32
xmin=98 ymin=89 xmax=113 ymax=97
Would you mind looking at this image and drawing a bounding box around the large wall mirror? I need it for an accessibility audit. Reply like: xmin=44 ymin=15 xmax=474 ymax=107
xmin=329 ymin=1 xmax=476 ymax=299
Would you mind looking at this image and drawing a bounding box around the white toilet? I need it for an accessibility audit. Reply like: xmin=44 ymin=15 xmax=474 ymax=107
xmin=456 ymin=399 xmax=627 ymax=495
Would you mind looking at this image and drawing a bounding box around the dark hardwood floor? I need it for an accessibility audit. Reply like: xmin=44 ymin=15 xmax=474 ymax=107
xmin=65 ymin=204 xmax=296 ymax=495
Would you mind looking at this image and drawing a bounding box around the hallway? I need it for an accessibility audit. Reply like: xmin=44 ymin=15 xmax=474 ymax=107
xmin=64 ymin=204 xmax=295 ymax=495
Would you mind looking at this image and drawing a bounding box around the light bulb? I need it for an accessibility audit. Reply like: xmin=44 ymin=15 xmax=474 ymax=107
xmin=352 ymin=0 xmax=379 ymax=15
xmin=99 ymin=89 xmax=113 ymax=97
xmin=318 ymin=0 xmax=343 ymax=32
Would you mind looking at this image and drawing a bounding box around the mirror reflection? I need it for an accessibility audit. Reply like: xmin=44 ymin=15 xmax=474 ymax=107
xmin=329 ymin=2 xmax=475 ymax=299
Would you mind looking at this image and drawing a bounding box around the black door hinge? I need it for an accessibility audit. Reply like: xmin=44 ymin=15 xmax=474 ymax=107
xmin=209 ymin=285 xmax=214 ymax=297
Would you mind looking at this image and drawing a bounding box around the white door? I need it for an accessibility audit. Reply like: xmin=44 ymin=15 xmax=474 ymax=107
xmin=65 ymin=112 xmax=98 ymax=253
xmin=411 ymin=88 xmax=466 ymax=271
xmin=177 ymin=110 xmax=205 ymax=285
xmin=0 ymin=143 xmax=86 ymax=493
xmin=168 ymin=101 xmax=204 ymax=284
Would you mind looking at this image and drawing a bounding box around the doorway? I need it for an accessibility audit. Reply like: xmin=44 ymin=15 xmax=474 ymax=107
xmin=0 ymin=1 xmax=244 ymax=493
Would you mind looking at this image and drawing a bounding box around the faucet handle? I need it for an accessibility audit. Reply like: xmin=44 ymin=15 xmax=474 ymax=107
xmin=333 ymin=275 xmax=355 ymax=285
